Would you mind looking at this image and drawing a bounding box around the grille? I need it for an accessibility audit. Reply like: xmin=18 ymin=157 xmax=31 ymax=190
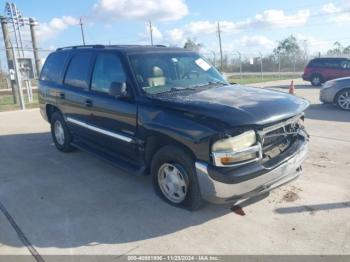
xmin=259 ymin=117 xmax=302 ymax=162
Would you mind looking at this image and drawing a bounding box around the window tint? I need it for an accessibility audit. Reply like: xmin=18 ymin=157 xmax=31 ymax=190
xmin=91 ymin=53 xmax=126 ymax=94
xmin=64 ymin=53 xmax=93 ymax=89
xmin=40 ymin=52 xmax=69 ymax=83
xmin=309 ymin=59 xmax=341 ymax=69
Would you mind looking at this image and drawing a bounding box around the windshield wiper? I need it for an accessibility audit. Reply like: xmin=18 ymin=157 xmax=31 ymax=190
xmin=170 ymin=86 xmax=196 ymax=91
xmin=193 ymin=81 xmax=228 ymax=88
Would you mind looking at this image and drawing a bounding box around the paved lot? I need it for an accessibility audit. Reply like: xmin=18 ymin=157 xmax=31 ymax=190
xmin=0 ymin=80 xmax=349 ymax=257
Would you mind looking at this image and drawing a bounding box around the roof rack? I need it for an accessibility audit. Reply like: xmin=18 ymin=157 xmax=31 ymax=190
xmin=56 ymin=45 xmax=105 ymax=51
xmin=56 ymin=44 xmax=168 ymax=51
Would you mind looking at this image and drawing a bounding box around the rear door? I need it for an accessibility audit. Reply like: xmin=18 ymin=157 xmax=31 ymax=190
xmin=60 ymin=52 xmax=96 ymax=141
xmin=87 ymin=51 xmax=138 ymax=161
xmin=322 ymin=58 xmax=342 ymax=81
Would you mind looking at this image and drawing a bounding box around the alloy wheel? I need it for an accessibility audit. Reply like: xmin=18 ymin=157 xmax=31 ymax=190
xmin=338 ymin=91 xmax=350 ymax=110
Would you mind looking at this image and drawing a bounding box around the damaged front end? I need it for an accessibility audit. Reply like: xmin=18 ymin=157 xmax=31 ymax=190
xmin=195 ymin=114 xmax=309 ymax=204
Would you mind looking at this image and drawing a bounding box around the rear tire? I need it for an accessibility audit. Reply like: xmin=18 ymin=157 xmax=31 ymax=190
xmin=151 ymin=145 xmax=204 ymax=210
xmin=311 ymin=74 xmax=322 ymax=86
xmin=335 ymin=89 xmax=350 ymax=111
xmin=50 ymin=111 xmax=75 ymax=152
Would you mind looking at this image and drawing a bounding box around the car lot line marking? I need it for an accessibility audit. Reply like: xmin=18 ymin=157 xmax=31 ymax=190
xmin=0 ymin=201 xmax=45 ymax=262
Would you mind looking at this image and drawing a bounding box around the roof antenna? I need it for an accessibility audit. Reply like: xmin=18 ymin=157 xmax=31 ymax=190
xmin=79 ymin=17 xmax=86 ymax=46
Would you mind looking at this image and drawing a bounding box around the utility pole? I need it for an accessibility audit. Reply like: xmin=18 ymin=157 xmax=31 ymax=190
xmin=236 ymin=51 xmax=242 ymax=80
xmin=29 ymin=18 xmax=41 ymax=77
xmin=217 ymin=21 xmax=223 ymax=71
xmin=12 ymin=3 xmax=25 ymax=57
xmin=1 ymin=16 xmax=18 ymax=104
xmin=258 ymin=51 xmax=263 ymax=80
xmin=79 ymin=17 xmax=86 ymax=45
xmin=149 ymin=20 xmax=153 ymax=46
xmin=12 ymin=43 xmax=25 ymax=110
xmin=6 ymin=2 xmax=20 ymax=57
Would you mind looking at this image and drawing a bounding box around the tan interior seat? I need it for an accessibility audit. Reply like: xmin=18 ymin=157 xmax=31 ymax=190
xmin=148 ymin=66 xmax=166 ymax=87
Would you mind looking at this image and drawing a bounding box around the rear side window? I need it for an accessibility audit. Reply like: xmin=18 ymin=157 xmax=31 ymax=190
xmin=40 ymin=52 xmax=68 ymax=83
xmin=91 ymin=53 xmax=127 ymax=94
xmin=64 ymin=53 xmax=93 ymax=89
xmin=309 ymin=59 xmax=341 ymax=69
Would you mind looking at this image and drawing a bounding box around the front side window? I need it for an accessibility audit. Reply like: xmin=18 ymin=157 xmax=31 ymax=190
xmin=91 ymin=53 xmax=127 ymax=94
xmin=64 ymin=53 xmax=93 ymax=89
xmin=129 ymin=52 xmax=227 ymax=95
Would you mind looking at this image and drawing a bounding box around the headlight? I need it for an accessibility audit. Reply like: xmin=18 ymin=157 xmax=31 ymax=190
xmin=322 ymin=81 xmax=335 ymax=89
xmin=212 ymin=130 xmax=261 ymax=166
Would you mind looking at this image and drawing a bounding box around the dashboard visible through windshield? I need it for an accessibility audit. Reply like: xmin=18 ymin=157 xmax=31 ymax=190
xmin=129 ymin=52 xmax=228 ymax=95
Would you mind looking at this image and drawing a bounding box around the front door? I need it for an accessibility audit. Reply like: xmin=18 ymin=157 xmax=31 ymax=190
xmin=87 ymin=52 xmax=139 ymax=161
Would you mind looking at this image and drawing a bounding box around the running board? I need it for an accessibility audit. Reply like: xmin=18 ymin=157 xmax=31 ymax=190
xmin=71 ymin=140 xmax=146 ymax=176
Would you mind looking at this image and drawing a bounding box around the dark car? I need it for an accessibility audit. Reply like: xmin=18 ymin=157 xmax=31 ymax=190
xmin=39 ymin=45 xmax=309 ymax=210
xmin=302 ymin=57 xmax=350 ymax=86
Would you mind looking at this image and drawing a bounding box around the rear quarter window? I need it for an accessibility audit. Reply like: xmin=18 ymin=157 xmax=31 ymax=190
xmin=40 ymin=52 xmax=69 ymax=83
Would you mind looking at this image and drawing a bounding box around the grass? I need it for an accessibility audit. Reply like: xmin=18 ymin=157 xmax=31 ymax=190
xmin=228 ymin=74 xmax=299 ymax=85
xmin=0 ymin=93 xmax=39 ymax=112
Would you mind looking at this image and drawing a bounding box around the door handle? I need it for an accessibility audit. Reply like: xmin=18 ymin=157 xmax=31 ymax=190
xmin=85 ymin=99 xmax=93 ymax=107
xmin=59 ymin=92 xmax=65 ymax=99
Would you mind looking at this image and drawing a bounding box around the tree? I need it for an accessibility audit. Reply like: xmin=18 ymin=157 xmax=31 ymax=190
xmin=184 ymin=38 xmax=202 ymax=51
xmin=273 ymin=35 xmax=301 ymax=58
xmin=327 ymin=42 xmax=344 ymax=55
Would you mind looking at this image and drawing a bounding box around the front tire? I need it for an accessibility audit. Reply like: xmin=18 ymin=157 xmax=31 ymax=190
xmin=50 ymin=111 xmax=75 ymax=152
xmin=335 ymin=89 xmax=350 ymax=111
xmin=151 ymin=145 xmax=203 ymax=210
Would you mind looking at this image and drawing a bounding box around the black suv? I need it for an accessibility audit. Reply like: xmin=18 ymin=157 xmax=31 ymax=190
xmin=39 ymin=45 xmax=309 ymax=210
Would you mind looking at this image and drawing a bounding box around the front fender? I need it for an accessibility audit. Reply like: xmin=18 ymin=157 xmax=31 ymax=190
xmin=138 ymin=104 xmax=216 ymax=162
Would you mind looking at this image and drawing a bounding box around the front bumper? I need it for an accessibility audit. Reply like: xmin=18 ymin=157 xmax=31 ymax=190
xmin=320 ymin=87 xmax=335 ymax=103
xmin=195 ymin=139 xmax=308 ymax=204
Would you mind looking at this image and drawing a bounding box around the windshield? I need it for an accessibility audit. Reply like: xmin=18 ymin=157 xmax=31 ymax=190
xmin=129 ymin=52 xmax=228 ymax=95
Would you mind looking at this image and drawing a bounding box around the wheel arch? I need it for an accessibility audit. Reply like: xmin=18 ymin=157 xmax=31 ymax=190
xmin=144 ymin=133 xmax=197 ymax=174
xmin=46 ymin=104 xmax=61 ymax=123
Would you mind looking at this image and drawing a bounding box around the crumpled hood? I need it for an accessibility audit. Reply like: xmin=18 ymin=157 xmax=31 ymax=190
xmin=152 ymin=85 xmax=309 ymax=127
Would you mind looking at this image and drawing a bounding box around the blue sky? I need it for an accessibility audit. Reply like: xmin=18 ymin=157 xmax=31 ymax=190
xmin=2 ymin=0 xmax=350 ymax=57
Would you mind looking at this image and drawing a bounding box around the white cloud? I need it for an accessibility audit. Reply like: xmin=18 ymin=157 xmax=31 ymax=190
xmin=37 ymin=16 xmax=79 ymax=42
xmin=139 ymin=23 xmax=163 ymax=42
xmin=321 ymin=2 xmax=350 ymax=25
xmin=245 ymin=9 xmax=310 ymax=29
xmin=240 ymin=35 xmax=274 ymax=49
xmin=166 ymin=28 xmax=185 ymax=45
xmin=92 ymin=0 xmax=188 ymax=22
xmin=163 ymin=8 xmax=310 ymax=45
xmin=322 ymin=3 xmax=341 ymax=14
xmin=186 ymin=21 xmax=217 ymax=35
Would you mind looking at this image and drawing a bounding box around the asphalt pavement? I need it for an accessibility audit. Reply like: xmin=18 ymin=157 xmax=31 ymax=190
xmin=0 ymin=79 xmax=349 ymax=257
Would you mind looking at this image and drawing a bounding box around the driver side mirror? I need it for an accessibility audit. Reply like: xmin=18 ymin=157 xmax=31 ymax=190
xmin=109 ymin=82 xmax=127 ymax=98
